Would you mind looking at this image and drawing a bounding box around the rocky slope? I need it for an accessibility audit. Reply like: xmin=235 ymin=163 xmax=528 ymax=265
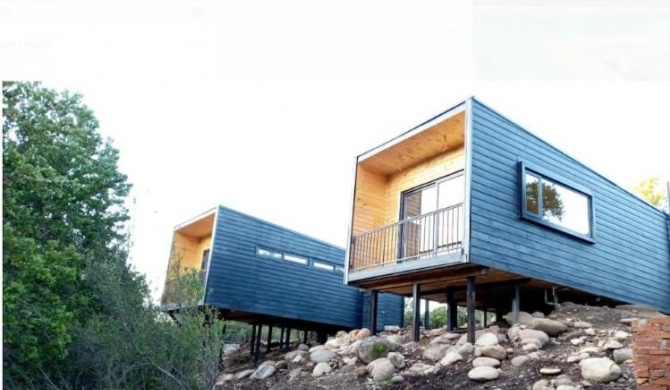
xmin=214 ymin=303 xmax=666 ymax=390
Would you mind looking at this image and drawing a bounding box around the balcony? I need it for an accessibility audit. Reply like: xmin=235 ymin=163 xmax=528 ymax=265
xmin=349 ymin=203 xmax=464 ymax=280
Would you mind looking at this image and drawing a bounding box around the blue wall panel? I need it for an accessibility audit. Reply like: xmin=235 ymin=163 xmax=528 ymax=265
xmin=204 ymin=206 xmax=403 ymax=329
xmin=361 ymin=292 xmax=405 ymax=331
xmin=469 ymin=99 xmax=670 ymax=313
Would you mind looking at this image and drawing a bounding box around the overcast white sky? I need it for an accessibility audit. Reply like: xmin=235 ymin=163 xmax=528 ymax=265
xmin=2 ymin=0 xmax=669 ymax=301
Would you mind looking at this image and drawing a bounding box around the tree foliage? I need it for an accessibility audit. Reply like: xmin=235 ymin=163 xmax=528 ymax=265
xmin=3 ymin=81 xmax=131 ymax=382
xmin=3 ymin=82 xmax=226 ymax=389
xmin=634 ymin=176 xmax=669 ymax=212
xmin=525 ymin=181 xmax=565 ymax=220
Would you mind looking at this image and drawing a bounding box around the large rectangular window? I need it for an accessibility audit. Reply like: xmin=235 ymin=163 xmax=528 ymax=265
xmin=520 ymin=162 xmax=595 ymax=242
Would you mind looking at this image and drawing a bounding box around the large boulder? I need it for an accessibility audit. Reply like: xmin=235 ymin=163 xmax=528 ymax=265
xmin=468 ymin=366 xmax=500 ymax=382
xmin=312 ymin=362 xmax=332 ymax=377
xmin=358 ymin=336 xmax=401 ymax=363
xmin=408 ymin=362 xmax=437 ymax=375
xmin=511 ymin=355 xmax=530 ymax=367
xmin=355 ymin=328 xmax=371 ymax=341
xmin=579 ymin=357 xmax=622 ymax=383
xmin=476 ymin=345 xmax=507 ymax=360
xmin=457 ymin=342 xmax=474 ymax=358
xmin=518 ymin=329 xmax=550 ymax=346
xmin=457 ymin=330 xmax=484 ymax=345
xmin=422 ymin=343 xmax=449 ymax=362
xmin=325 ymin=338 xmax=342 ymax=351
xmin=387 ymin=352 xmax=405 ymax=369
xmin=250 ymin=365 xmax=276 ymax=380
xmin=235 ymin=369 xmax=255 ymax=379
xmin=472 ymin=357 xmax=501 ymax=367
xmin=345 ymin=340 xmax=363 ymax=355
xmin=387 ymin=334 xmax=408 ymax=345
xmin=603 ymin=340 xmax=624 ymax=350
xmin=532 ymin=379 xmax=553 ymax=390
xmin=475 ymin=332 xmax=499 ymax=347
xmin=530 ymin=318 xmax=568 ymax=336
xmin=612 ymin=348 xmax=633 ymax=363
xmin=310 ymin=349 xmax=335 ymax=363
xmin=503 ymin=311 xmax=534 ymax=325
xmin=366 ymin=358 xmax=396 ymax=381
xmin=285 ymin=350 xmax=308 ymax=361
xmin=440 ymin=351 xmax=463 ymax=366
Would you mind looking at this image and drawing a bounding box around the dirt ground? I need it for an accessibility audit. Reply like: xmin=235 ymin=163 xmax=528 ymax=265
xmin=217 ymin=303 xmax=662 ymax=390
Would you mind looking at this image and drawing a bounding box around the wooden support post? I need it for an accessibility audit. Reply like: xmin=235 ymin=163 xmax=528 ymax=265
xmin=512 ymin=284 xmax=520 ymax=324
xmin=303 ymin=330 xmax=308 ymax=345
xmin=424 ymin=300 xmax=430 ymax=330
xmin=483 ymin=310 xmax=488 ymax=328
xmin=250 ymin=324 xmax=257 ymax=355
xmin=467 ymin=276 xmax=476 ymax=344
xmin=253 ymin=324 xmax=262 ymax=367
xmin=495 ymin=306 xmax=504 ymax=324
xmin=284 ymin=327 xmax=291 ymax=351
xmin=266 ymin=325 xmax=273 ymax=353
xmin=370 ymin=290 xmax=379 ymax=335
xmin=447 ymin=287 xmax=457 ymax=331
xmin=279 ymin=328 xmax=285 ymax=350
xmin=412 ymin=283 xmax=421 ymax=342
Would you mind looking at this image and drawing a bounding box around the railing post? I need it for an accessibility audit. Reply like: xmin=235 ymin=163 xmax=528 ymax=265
xmin=433 ymin=211 xmax=439 ymax=255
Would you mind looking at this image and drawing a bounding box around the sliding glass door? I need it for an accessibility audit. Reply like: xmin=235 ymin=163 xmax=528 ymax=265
xmin=400 ymin=172 xmax=464 ymax=260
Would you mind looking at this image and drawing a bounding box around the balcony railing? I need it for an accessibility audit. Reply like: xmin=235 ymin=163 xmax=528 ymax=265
xmin=350 ymin=203 xmax=463 ymax=272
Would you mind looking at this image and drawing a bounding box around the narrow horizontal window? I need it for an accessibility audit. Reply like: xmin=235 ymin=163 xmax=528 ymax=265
xmin=257 ymin=247 xmax=282 ymax=259
xmin=334 ymin=266 xmax=345 ymax=274
xmin=313 ymin=261 xmax=334 ymax=271
xmin=283 ymin=253 xmax=308 ymax=265
xmin=520 ymin=162 xmax=594 ymax=242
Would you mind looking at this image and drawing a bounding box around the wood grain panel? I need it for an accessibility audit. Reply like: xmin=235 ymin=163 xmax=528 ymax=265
xmin=384 ymin=147 xmax=465 ymax=225
xmin=352 ymin=167 xmax=387 ymax=235
xmin=360 ymin=111 xmax=465 ymax=175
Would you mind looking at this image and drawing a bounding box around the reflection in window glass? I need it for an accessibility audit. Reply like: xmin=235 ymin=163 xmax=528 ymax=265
xmin=313 ymin=261 xmax=334 ymax=271
xmin=525 ymin=173 xmax=540 ymax=215
xmin=523 ymin=169 xmax=592 ymax=236
xmin=257 ymin=247 xmax=282 ymax=259
xmin=283 ymin=254 xmax=308 ymax=265
xmin=542 ymin=180 xmax=590 ymax=235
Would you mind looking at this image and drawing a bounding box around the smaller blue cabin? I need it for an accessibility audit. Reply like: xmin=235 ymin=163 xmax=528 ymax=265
xmin=161 ymin=205 xmax=403 ymax=337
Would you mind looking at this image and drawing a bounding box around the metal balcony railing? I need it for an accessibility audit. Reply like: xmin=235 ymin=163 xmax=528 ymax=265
xmin=350 ymin=203 xmax=463 ymax=272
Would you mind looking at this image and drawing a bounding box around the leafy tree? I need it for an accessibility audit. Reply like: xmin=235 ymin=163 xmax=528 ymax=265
xmin=634 ymin=176 xmax=669 ymax=212
xmin=3 ymin=82 xmax=228 ymax=389
xmin=3 ymin=81 xmax=130 ymax=385
xmin=429 ymin=306 xmax=447 ymax=329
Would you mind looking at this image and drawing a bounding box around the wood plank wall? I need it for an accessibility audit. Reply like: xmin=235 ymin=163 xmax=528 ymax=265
xmin=352 ymin=167 xmax=387 ymax=235
xmin=168 ymin=233 xmax=212 ymax=276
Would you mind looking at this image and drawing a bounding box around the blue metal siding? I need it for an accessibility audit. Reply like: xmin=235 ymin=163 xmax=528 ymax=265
xmin=361 ymin=293 xmax=405 ymax=331
xmin=204 ymin=206 xmax=362 ymax=328
xmin=469 ymin=99 xmax=670 ymax=313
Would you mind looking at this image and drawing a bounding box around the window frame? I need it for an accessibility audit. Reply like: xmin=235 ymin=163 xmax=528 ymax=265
xmin=518 ymin=161 xmax=596 ymax=243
